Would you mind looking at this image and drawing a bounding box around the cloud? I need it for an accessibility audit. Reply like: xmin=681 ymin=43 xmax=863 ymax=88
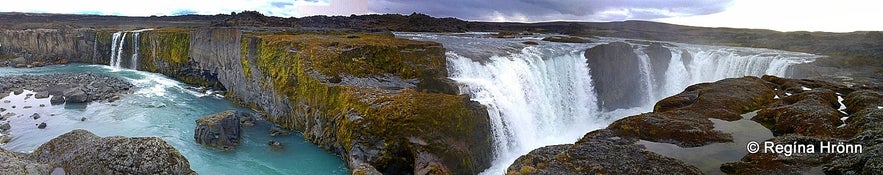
xmin=0 ymin=0 xmax=347 ymax=17
xmin=368 ymin=0 xmax=734 ymax=22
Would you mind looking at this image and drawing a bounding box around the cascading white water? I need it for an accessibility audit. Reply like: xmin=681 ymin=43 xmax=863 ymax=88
xmin=649 ymin=44 xmax=817 ymax=101
xmin=634 ymin=48 xmax=657 ymax=103
xmin=131 ymin=32 xmax=142 ymax=70
xmin=447 ymin=45 xmax=606 ymax=174
xmin=108 ymin=29 xmax=153 ymax=70
xmin=396 ymin=32 xmax=817 ymax=174
xmin=109 ymin=31 xmax=122 ymax=68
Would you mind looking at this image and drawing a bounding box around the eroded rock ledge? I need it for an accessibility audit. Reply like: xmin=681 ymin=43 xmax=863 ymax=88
xmin=0 ymin=129 xmax=195 ymax=175
xmin=507 ymin=75 xmax=883 ymax=174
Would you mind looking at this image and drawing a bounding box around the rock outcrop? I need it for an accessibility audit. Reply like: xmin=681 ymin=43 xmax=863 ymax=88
xmin=0 ymin=148 xmax=52 ymax=175
xmin=507 ymin=129 xmax=702 ymax=175
xmin=0 ymin=29 xmax=104 ymax=65
xmin=194 ymin=110 xmax=242 ymax=151
xmin=31 ymin=129 xmax=195 ymax=175
xmin=0 ymin=73 xmax=133 ymax=104
xmin=584 ymin=42 xmax=645 ymax=110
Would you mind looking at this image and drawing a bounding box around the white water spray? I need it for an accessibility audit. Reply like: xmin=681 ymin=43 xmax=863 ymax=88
xmin=108 ymin=29 xmax=153 ymax=70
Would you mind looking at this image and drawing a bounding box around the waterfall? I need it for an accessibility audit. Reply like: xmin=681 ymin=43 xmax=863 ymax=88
xmin=108 ymin=29 xmax=153 ymax=70
xmin=109 ymin=31 xmax=122 ymax=68
xmin=650 ymin=44 xmax=816 ymax=100
xmin=131 ymin=32 xmax=142 ymax=70
xmin=634 ymin=48 xmax=657 ymax=103
xmin=447 ymin=45 xmax=604 ymax=174
xmin=395 ymin=32 xmax=817 ymax=175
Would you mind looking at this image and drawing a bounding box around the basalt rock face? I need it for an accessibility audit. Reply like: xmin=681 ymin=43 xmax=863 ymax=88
xmin=643 ymin=43 xmax=672 ymax=87
xmin=584 ymin=42 xmax=644 ymax=110
xmin=0 ymin=28 xmax=104 ymax=65
xmin=31 ymin=129 xmax=195 ymax=175
xmin=194 ymin=110 xmax=242 ymax=151
xmin=103 ymin=28 xmax=494 ymax=174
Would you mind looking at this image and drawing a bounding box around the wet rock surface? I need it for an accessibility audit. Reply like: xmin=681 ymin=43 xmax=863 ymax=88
xmin=0 ymin=73 xmax=133 ymax=104
xmin=584 ymin=42 xmax=645 ymax=110
xmin=30 ymin=129 xmax=195 ymax=175
xmin=194 ymin=110 xmax=242 ymax=151
xmin=507 ymin=129 xmax=703 ymax=175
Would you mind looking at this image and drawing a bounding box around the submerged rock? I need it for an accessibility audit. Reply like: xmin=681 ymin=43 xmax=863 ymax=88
xmin=194 ymin=110 xmax=241 ymax=151
xmin=30 ymin=113 xmax=40 ymax=120
xmin=269 ymin=126 xmax=290 ymax=137
xmin=37 ymin=122 xmax=46 ymax=129
xmin=268 ymin=140 xmax=283 ymax=150
xmin=32 ymin=129 xmax=195 ymax=175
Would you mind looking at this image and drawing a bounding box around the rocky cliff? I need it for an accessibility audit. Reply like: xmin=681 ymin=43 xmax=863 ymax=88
xmin=507 ymin=75 xmax=883 ymax=174
xmin=0 ymin=28 xmax=103 ymax=65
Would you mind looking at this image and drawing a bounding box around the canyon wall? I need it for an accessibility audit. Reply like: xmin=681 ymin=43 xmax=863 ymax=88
xmin=0 ymin=27 xmax=494 ymax=175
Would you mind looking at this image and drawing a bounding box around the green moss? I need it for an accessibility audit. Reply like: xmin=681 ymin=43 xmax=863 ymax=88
xmin=240 ymin=32 xmax=488 ymax=174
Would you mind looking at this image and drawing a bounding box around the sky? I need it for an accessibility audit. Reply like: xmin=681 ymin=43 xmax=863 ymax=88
xmin=0 ymin=0 xmax=880 ymax=32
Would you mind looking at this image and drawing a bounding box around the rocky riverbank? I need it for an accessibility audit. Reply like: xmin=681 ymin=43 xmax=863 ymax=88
xmin=507 ymin=75 xmax=883 ymax=174
xmin=1 ymin=129 xmax=195 ymax=175
xmin=0 ymin=73 xmax=133 ymax=104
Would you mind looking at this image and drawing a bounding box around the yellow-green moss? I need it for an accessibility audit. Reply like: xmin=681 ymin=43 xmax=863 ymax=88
xmin=242 ymin=32 xmax=487 ymax=173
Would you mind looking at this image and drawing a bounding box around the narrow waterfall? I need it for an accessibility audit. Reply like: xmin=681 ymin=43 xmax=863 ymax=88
xmin=131 ymin=32 xmax=142 ymax=70
xmin=108 ymin=29 xmax=153 ymax=70
xmin=109 ymin=31 xmax=123 ymax=68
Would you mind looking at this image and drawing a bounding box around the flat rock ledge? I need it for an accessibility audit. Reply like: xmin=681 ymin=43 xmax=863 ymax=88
xmin=194 ymin=110 xmax=242 ymax=151
xmin=0 ymin=129 xmax=195 ymax=175
xmin=0 ymin=73 xmax=133 ymax=103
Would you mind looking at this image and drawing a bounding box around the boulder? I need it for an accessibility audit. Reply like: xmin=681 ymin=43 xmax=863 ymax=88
xmin=0 ymin=148 xmax=52 ymax=175
xmin=34 ymin=91 xmax=49 ymax=99
xmin=584 ymin=42 xmax=645 ymax=110
xmin=37 ymin=122 xmax=46 ymax=129
xmin=506 ymin=129 xmax=702 ymax=175
xmin=32 ymin=129 xmax=195 ymax=175
xmin=30 ymin=113 xmax=40 ymax=120
xmin=62 ymin=88 xmax=87 ymax=103
xmin=49 ymin=95 xmax=64 ymax=105
xmin=194 ymin=110 xmax=241 ymax=151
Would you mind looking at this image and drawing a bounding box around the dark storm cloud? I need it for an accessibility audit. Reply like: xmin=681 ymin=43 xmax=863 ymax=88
xmin=368 ymin=0 xmax=733 ymax=21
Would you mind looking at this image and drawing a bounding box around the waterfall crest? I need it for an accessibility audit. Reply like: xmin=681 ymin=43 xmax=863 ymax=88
xmin=108 ymin=29 xmax=153 ymax=70
xmin=397 ymin=33 xmax=818 ymax=174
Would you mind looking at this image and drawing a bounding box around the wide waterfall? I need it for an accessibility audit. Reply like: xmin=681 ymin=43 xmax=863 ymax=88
xmin=108 ymin=29 xmax=152 ymax=70
xmin=397 ymin=33 xmax=818 ymax=174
